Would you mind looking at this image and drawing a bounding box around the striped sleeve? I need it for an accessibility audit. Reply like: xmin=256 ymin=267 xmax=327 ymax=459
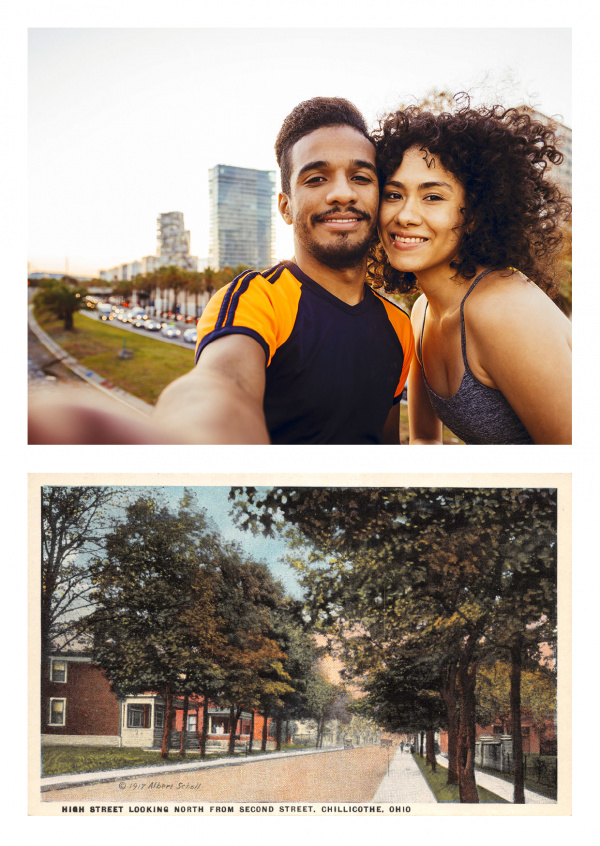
xmin=378 ymin=296 xmax=415 ymax=402
xmin=195 ymin=269 xmax=300 ymax=366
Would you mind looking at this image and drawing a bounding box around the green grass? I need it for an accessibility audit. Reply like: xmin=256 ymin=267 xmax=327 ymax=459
xmin=36 ymin=311 xmax=195 ymax=405
xmin=42 ymin=744 xmax=248 ymax=776
xmin=411 ymin=753 xmax=508 ymax=803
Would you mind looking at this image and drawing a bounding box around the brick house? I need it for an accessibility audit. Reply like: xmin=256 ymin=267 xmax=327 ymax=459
xmin=42 ymin=652 xmax=277 ymax=751
xmin=438 ymin=714 xmax=556 ymax=758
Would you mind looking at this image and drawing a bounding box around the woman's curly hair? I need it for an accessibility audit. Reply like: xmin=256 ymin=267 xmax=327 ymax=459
xmin=367 ymin=99 xmax=571 ymax=297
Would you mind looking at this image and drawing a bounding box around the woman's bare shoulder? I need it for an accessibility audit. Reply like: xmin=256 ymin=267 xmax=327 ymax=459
xmin=467 ymin=269 xmax=570 ymax=333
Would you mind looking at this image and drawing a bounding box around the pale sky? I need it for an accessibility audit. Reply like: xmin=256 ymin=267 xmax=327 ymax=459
xmin=28 ymin=27 xmax=571 ymax=278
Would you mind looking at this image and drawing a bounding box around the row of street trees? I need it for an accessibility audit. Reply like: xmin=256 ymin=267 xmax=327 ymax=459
xmin=30 ymin=264 xmax=248 ymax=332
xmin=231 ymin=486 xmax=558 ymax=803
xmin=107 ymin=264 xmax=249 ymax=318
xmin=41 ymin=487 xmax=345 ymax=759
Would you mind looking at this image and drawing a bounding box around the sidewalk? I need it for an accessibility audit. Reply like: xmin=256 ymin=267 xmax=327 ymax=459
xmin=436 ymin=755 xmax=556 ymax=804
xmin=28 ymin=305 xmax=152 ymax=416
xmin=371 ymin=747 xmax=437 ymax=803
xmin=41 ymin=745 xmax=346 ymax=792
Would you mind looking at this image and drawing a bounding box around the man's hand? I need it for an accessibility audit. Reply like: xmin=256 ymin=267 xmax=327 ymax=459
xmin=28 ymin=334 xmax=270 ymax=445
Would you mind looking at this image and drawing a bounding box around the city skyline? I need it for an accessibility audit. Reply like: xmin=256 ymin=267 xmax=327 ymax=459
xmin=28 ymin=27 xmax=571 ymax=278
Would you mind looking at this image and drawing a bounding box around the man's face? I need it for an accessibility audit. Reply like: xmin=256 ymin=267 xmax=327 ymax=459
xmin=279 ymin=125 xmax=379 ymax=270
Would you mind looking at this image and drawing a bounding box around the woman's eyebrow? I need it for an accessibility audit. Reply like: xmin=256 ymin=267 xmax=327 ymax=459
xmin=384 ymin=179 xmax=454 ymax=191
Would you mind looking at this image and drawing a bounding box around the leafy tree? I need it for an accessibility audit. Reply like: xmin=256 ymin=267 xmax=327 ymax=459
xmin=34 ymin=277 xmax=88 ymax=330
xmin=211 ymin=550 xmax=293 ymax=755
xmin=82 ymin=492 xmax=229 ymax=757
xmin=41 ymin=485 xmax=120 ymax=663
xmin=303 ymin=673 xmax=343 ymax=748
xmin=230 ymin=486 xmax=557 ymax=802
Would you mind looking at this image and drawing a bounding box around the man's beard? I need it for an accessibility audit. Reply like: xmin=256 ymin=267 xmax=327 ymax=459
xmin=295 ymin=210 xmax=376 ymax=271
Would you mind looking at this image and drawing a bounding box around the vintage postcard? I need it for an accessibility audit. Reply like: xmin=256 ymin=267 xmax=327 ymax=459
xmin=28 ymin=472 xmax=571 ymax=817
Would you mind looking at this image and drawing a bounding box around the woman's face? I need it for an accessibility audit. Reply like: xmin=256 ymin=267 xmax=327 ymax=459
xmin=378 ymin=146 xmax=467 ymax=279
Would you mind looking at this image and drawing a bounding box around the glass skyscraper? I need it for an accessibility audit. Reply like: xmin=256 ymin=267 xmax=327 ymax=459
xmin=208 ymin=165 xmax=276 ymax=270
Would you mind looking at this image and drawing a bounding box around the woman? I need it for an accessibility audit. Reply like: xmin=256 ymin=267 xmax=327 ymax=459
xmin=368 ymin=101 xmax=572 ymax=444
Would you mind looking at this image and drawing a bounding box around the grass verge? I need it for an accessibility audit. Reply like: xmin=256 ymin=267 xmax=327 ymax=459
xmin=42 ymin=745 xmax=260 ymax=776
xmin=41 ymin=743 xmax=320 ymax=776
xmin=411 ymin=753 xmax=508 ymax=803
xmin=36 ymin=312 xmax=195 ymax=405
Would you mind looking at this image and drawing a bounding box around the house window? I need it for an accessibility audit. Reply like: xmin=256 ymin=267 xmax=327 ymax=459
xmin=127 ymin=705 xmax=149 ymax=728
xmin=187 ymin=714 xmax=197 ymax=732
xmin=50 ymin=659 xmax=67 ymax=683
xmin=154 ymin=707 xmax=165 ymax=729
xmin=48 ymin=698 xmax=66 ymax=726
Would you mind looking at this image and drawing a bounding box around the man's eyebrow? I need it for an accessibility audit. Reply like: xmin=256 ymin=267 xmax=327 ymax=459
xmin=384 ymin=179 xmax=454 ymax=191
xmin=296 ymin=159 xmax=377 ymax=179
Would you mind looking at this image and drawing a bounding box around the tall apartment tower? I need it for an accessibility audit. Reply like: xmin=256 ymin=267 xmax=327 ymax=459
xmin=208 ymin=165 xmax=276 ymax=270
xmin=156 ymin=212 xmax=198 ymax=270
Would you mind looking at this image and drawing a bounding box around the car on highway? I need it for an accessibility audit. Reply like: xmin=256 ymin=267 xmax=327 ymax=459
xmin=131 ymin=316 xmax=147 ymax=328
xmin=99 ymin=310 xmax=115 ymax=321
xmin=183 ymin=327 xmax=197 ymax=344
xmin=144 ymin=318 xmax=162 ymax=332
xmin=161 ymin=323 xmax=182 ymax=339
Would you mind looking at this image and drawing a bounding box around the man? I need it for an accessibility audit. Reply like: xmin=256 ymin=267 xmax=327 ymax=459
xmin=28 ymin=97 xmax=414 ymax=445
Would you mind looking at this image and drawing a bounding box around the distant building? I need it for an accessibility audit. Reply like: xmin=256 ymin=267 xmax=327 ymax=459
xmin=99 ymin=211 xmax=198 ymax=283
xmin=209 ymin=165 xmax=276 ymax=270
xmin=519 ymin=107 xmax=572 ymax=196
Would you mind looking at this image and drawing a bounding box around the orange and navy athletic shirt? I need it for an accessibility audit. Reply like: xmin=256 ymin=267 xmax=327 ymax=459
xmin=195 ymin=260 xmax=414 ymax=444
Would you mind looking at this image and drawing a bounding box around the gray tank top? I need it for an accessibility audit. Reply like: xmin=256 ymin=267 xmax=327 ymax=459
xmin=419 ymin=270 xmax=534 ymax=445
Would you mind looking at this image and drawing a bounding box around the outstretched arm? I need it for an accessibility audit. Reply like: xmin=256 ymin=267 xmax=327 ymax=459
xmin=152 ymin=334 xmax=269 ymax=444
xmin=28 ymin=334 xmax=270 ymax=445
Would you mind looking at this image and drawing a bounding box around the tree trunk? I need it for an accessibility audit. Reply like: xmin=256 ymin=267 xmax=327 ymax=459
xmin=228 ymin=705 xmax=237 ymax=755
xmin=199 ymin=695 xmax=209 ymax=757
xmin=248 ymin=710 xmax=255 ymax=754
xmin=456 ymin=635 xmax=479 ymax=803
xmin=275 ymin=717 xmax=282 ymax=752
xmin=510 ymin=636 xmax=525 ymax=804
xmin=419 ymin=731 xmax=424 ymax=757
xmin=441 ymin=660 xmax=459 ymax=784
xmin=261 ymin=712 xmax=268 ymax=752
xmin=160 ymin=683 xmax=173 ymax=759
xmin=426 ymin=729 xmax=436 ymax=771
xmin=179 ymin=694 xmax=189 ymax=757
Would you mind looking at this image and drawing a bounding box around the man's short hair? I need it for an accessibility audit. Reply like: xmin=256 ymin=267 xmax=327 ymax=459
xmin=275 ymin=97 xmax=371 ymax=195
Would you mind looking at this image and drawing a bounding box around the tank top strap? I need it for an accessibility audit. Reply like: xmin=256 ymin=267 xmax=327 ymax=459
xmin=458 ymin=269 xmax=496 ymax=365
xmin=419 ymin=300 xmax=428 ymax=360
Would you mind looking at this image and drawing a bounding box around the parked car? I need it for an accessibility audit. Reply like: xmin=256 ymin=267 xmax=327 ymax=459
xmin=183 ymin=328 xmax=197 ymax=344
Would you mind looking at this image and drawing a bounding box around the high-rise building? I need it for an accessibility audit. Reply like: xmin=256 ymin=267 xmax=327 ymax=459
xmin=156 ymin=211 xmax=197 ymax=270
xmin=209 ymin=165 xmax=276 ymax=270
xmin=99 ymin=211 xmax=198 ymax=282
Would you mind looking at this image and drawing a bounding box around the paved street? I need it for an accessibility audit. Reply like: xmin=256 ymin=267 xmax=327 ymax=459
xmin=41 ymin=746 xmax=392 ymax=803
